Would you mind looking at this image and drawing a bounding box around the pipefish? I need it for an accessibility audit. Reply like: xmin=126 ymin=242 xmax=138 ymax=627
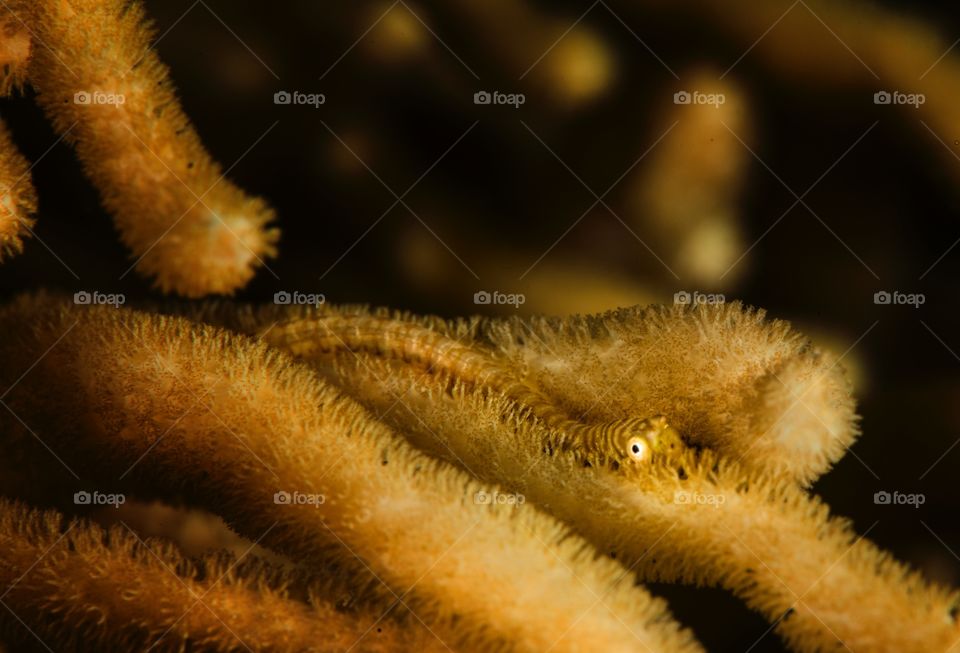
xmin=259 ymin=314 xmax=686 ymax=467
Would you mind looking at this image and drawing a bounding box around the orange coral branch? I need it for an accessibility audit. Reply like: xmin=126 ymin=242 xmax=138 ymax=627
xmin=0 ymin=498 xmax=450 ymax=652
xmin=0 ymin=296 xmax=703 ymax=653
xmin=228 ymin=301 xmax=857 ymax=484
xmin=14 ymin=0 xmax=278 ymax=296
xmin=270 ymin=338 xmax=958 ymax=653
xmin=0 ymin=117 xmax=36 ymax=262
xmin=629 ymin=68 xmax=751 ymax=285
xmin=0 ymin=10 xmax=29 ymax=96
xmin=191 ymin=301 xmax=960 ymax=652
xmin=259 ymin=311 xmax=685 ymax=465
xmin=478 ymin=303 xmax=859 ymax=484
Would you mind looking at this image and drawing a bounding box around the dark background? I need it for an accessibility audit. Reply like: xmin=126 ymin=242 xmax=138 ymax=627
xmin=3 ymin=1 xmax=960 ymax=650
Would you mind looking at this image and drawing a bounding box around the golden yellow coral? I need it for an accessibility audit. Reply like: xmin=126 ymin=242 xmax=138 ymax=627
xmin=0 ymin=117 xmax=36 ymax=261
xmin=0 ymin=9 xmax=35 ymax=262
xmin=220 ymin=303 xmax=959 ymax=653
xmin=0 ymin=498 xmax=449 ymax=652
xmin=478 ymin=302 xmax=859 ymax=485
xmin=94 ymin=499 xmax=280 ymax=562
xmin=258 ymin=311 xmax=687 ymax=466
xmin=630 ymin=68 xmax=751 ymax=285
xmin=358 ymin=373 xmax=958 ymax=653
xmin=232 ymin=300 xmax=856 ymax=484
xmin=0 ymin=296 xmax=703 ymax=653
xmin=0 ymin=12 xmax=29 ymax=96
xmin=12 ymin=0 xmax=278 ymax=296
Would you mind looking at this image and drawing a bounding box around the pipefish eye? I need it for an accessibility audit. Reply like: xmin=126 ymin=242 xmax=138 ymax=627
xmin=626 ymin=436 xmax=651 ymax=462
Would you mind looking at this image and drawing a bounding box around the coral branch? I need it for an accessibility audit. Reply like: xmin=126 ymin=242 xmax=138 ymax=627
xmin=0 ymin=296 xmax=703 ymax=653
xmin=0 ymin=117 xmax=36 ymax=262
xmin=477 ymin=303 xmax=858 ymax=484
xmin=14 ymin=0 xmax=278 ymax=296
xmin=629 ymin=68 xmax=751 ymax=285
xmin=257 ymin=310 xmax=686 ymax=466
xmin=187 ymin=301 xmax=960 ymax=652
xmin=254 ymin=328 xmax=958 ymax=653
xmin=0 ymin=11 xmax=34 ymax=261
xmin=221 ymin=301 xmax=857 ymax=484
xmin=0 ymin=11 xmax=30 ymax=96
xmin=0 ymin=498 xmax=449 ymax=652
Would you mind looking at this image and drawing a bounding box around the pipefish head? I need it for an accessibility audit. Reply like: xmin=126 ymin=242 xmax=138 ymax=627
xmin=613 ymin=416 xmax=684 ymax=464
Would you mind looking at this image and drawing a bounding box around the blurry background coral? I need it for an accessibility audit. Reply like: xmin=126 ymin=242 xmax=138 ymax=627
xmin=3 ymin=0 xmax=960 ymax=650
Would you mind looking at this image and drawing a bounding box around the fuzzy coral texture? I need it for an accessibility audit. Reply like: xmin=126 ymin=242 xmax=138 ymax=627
xmin=0 ymin=294 xmax=955 ymax=652
xmin=4 ymin=0 xmax=278 ymax=295
xmin=2 ymin=0 xmax=960 ymax=651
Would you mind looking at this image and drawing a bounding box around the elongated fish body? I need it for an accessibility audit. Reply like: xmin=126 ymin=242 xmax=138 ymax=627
xmin=262 ymin=314 xmax=686 ymax=468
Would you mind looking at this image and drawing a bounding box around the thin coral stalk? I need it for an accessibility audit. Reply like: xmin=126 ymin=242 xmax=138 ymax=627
xmin=13 ymin=0 xmax=278 ymax=296
xmin=0 ymin=498 xmax=450 ymax=653
xmin=0 ymin=296 xmax=703 ymax=653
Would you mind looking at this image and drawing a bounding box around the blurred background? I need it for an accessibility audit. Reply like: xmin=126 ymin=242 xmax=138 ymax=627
xmin=3 ymin=1 xmax=960 ymax=649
